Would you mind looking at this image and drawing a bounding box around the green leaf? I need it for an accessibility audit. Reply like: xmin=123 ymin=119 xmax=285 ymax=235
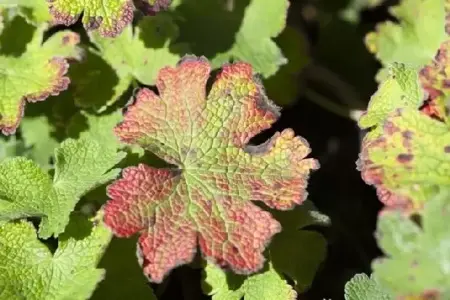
xmin=344 ymin=273 xmax=392 ymax=300
xmin=372 ymin=188 xmax=450 ymax=298
xmin=74 ymin=15 xmax=183 ymax=110
xmin=269 ymin=201 xmax=328 ymax=291
xmin=0 ymin=0 xmax=52 ymax=24
xmin=0 ymin=212 xmax=112 ymax=300
xmin=263 ymin=26 xmax=310 ymax=106
xmin=0 ymin=22 xmax=81 ymax=134
xmin=20 ymin=116 xmax=58 ymax=169
xmin=91 ymin=237 xmax=157 ymax=300
xmin=365 ymin=0 xmax=446 ymax=68
xmin=0 ymin=136 xmax=26 ymax=161
xmin=0 ymin=137 xmax=125 ymax=238
xmin=67 ymin=110 xmax=123 ymax=149
xmin=358 ymin=63 xmax=424 ymax=132
xmin=47 ymin=0 xmax=134 ymax=37
xmin=174 ymin=0 xmax=289 ymax=77
xmin=202 ymin=262 xmax=297 ymax=300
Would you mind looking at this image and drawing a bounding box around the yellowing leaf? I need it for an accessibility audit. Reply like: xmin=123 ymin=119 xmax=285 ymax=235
xmin=0 ymin=24 xmax=81 ymax=134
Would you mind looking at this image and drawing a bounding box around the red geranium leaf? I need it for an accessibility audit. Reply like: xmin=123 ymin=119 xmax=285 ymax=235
xmin=104 ymin=56 xmax=319 ymax=282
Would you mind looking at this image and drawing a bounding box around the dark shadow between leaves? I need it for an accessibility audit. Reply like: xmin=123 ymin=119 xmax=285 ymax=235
xmin=68 ymin=49 xmax=119 ymax=110
xmin=0 ymin=15 xmax=34 ymax=56
xmin=172 ymin=0 xmax=250 ymax=58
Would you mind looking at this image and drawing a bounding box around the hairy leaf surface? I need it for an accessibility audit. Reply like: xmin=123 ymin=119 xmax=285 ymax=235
xmin=0 ymin=138 xmax=125 ymax=238
xmin=104 ymin=56 xmax=318 ymax=282
xmin=344 ymin=273 xmax=392 ymax=300
xmin=0 ymin=24 xmax=80 ymax=134
xmin=0 ymin=212 xmax=112 ymax=300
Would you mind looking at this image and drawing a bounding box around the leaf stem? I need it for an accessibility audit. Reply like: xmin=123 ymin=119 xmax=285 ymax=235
xmin=304 ymin=63 xmax=366 ymax=110
xmin=304 ymin=88 xmax=361 ymax=122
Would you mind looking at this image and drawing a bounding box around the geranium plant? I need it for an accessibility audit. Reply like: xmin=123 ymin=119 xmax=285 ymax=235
xmin=0 ymin=0 xmax=448 ymax=299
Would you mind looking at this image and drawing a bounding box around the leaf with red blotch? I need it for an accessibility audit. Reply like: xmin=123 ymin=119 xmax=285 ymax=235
xmin=134 ymin=0 xmax=172 ymax=15
xmin=417 ymin=2 xmax=450 ymax=121
xmin=419 ymin=40 xmax=450 ymax=121
xmin=0 ymin=24 xmax=81 ymax=135
xmin=358 ymin=107 xmax=450 ymax=213
xmin=103 ymin=56 xmax=319 ymax=283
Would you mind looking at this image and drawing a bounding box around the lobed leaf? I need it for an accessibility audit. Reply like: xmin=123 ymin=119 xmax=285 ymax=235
xmin=358 ymin=108 xmax=450 ymax=211
xmin=0 ymin=137 xmax=125 ymax=238
xmin=372 ymin=188 xmax=450 ymax=298
xmin=0 ymin=24 xmax=81 ymax=134
xmin=365 ymin=0 xmax=446 ymax=68
xmin=104 ymin=56 xmax=319 ymax=282
xmin=201 ymin=200 xmax=328 ymax=297
xmin=0 ymin=212 xmax=112 ymax=300
xmin=47 ymin=0 xmax=134 ymax=37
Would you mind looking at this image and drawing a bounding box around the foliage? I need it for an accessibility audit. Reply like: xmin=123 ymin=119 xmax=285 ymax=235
xmin=0 ymin=0 xmax=448 ymax=299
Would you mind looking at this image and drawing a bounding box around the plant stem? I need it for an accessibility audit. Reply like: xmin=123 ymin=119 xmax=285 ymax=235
xmin=304 ymin=88 xmax=360 ymax=122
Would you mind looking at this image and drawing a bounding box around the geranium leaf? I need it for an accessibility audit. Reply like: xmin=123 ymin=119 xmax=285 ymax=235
xmin=104 ymin=56 xmax=318 ymax=282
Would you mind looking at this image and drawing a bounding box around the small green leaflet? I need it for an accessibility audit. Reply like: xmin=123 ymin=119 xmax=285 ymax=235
xmin=344 ymin=273 xmax=392 ymax=300
xmin=203 ymin=262 xmax=297 ymax=300
xmin=358 ymin=63 xmax=424 ymax=132
xmin=0 ymin=137 xmax=125 ymax=238
xmin=0 ymin=212 xmax=112 ymax=300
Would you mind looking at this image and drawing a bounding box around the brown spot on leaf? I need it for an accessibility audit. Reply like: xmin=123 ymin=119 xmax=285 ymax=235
xmin=444 ymin=145 xmax=450 ymax=153
xmin=397 ymin=153 xmax=413 ymax=163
